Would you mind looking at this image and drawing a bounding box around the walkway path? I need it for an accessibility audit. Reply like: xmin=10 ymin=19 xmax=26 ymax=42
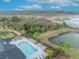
xmin=0 ymin=29 xmax=21 ymax=36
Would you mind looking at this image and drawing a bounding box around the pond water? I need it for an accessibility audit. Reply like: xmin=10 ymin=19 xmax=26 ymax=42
xmin=50 ymin=33 xmax=79 ymax=48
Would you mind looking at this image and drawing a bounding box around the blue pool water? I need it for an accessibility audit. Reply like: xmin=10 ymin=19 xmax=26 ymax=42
xmin=18 ymin=42 xmax=37 ymax=56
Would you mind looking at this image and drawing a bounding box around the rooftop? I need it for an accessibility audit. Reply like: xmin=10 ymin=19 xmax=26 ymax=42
xmin=0 ymin=38 xmax=26 ymax=59
xmin=65 ymin=18 xmax=79 ymax=25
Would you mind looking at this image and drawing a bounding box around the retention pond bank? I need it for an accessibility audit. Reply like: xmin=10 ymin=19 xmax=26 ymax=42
xmin=50 ymin=32 xmax=79 ymax=48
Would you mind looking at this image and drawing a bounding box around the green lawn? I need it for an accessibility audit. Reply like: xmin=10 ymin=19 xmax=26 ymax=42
xmin=0 ymin=31 xmax=16 ymax=38
xmin=70 ymin=49 xmax=79 ymax=59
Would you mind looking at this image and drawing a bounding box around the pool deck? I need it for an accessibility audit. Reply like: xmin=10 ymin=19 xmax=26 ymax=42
xmin=10 ymin=37 xmax=47 ymax=59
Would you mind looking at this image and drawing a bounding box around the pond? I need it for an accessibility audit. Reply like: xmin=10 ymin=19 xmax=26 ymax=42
xmin=50 ymin=33 xmax=79 ymax=48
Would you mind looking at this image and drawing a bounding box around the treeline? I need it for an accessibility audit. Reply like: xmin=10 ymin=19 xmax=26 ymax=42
xmin=0 ymin=16 xmax=63 ymax=38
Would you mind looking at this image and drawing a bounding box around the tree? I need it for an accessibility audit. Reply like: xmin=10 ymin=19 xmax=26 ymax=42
xmin=45 ymin=48 xmax=55 ymax=59
xmin=60 ymin=41 xmax=70 ymax=56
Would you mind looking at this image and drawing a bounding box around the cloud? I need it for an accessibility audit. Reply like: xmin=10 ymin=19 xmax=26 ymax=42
xmin=51 ymin=6 xmax=60 ymax=9
xmin=25 ymin=0 xmax=46 ymax=3
xmin=25 ymin=0 xmax=79 ymax=6
xmin=3 ymin=0 xmax=11 ymax=3
xmin=51 ymin=6 xmax=61 ymax=10
xmin=46 ymin=0 xmax=78 ymax=6
xmin=72 ymin=3 xmax=78 ymax=6
xmin=14 ymin=4 xmax=42 ymax=11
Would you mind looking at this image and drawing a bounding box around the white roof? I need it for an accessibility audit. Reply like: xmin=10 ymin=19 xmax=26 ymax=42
xmin=65 ymin=18 xmax=79 ymax=25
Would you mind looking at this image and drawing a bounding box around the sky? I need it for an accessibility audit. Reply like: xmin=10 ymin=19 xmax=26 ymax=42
xmin=0 ymin=0 xmax=79 ymax=11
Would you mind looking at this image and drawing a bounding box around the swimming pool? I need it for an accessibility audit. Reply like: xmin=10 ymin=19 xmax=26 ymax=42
xmin=10 ymin=37 xmax=47 ymax=59
xmin=18 ymin=42 xmax=37 ymax=56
